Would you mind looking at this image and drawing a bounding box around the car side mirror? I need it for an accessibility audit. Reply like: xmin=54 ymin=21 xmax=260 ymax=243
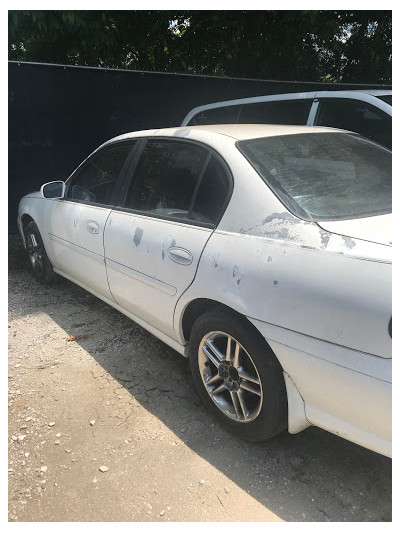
xmin=40 ymin=181 xmax=66 ymax=199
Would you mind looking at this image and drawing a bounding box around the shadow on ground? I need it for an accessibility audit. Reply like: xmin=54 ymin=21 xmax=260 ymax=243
xmin=8 ymin=235 xmax=392 ymax=522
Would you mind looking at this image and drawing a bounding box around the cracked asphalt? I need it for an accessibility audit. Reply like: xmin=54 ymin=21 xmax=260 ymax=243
xmin=8 ymin=235 xmax=392 ymax=522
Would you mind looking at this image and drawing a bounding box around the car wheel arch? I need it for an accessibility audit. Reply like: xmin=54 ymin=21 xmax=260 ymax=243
xmin=180 ymin=298 xmax=282 ymax=365
xmin=21 ymin=213 xmax=35 ymax=230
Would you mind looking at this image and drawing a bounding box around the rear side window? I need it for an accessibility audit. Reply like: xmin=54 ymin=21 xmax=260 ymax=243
xmin=191 ymin=156 xmax=231 ymax=224
xmin=124 ymin=140 xmax=208 ymax=219
xmin=315 ymin=99 xmax=392 ymax=149
xmin=238 ymin=99 xmax=313 ymax=125
xmin=66 ymin=142 xmax=134 ymax=205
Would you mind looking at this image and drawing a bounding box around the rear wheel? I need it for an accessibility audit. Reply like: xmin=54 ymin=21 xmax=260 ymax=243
xmin=24 ymin=221 xmax=56 ymax=284
xmin=188 ymin=309 xmax=287 ymax=441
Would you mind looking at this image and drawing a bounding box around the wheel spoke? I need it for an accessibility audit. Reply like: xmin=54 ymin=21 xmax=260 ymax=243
xmin=230 ymin=391 xmax=241 ymax=419
xmin=202 ymin=346 xmax=221 ymax=368
xmin=205 ymin=340 xmax=224 ymax=362
xmin=233 ymin=342 xmax=240 ymax=368
xmin=237 ymin=389 xmax=249 ymax=420
xmin=29 ymin=233 xmax=38 ymax=248
xmin=225 ymin=336 xmax=232 ymax=362
xmin=240 ymin=381 xmax=261 ymax=396
xmin=210 ymin=383 xmax=226 ymax=396
xmin=238 ymin=369 xmax=260 ymax=385
xmin=205 ymin=373 xmax=222 ymax=386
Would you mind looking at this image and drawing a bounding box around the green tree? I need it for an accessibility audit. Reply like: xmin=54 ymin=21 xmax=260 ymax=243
xmin=8 ymin=10 xmax=391 ymax=83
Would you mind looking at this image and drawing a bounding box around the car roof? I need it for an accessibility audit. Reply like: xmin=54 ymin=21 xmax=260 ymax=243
xmin=110 ymin=124 xmax=344 ymax=144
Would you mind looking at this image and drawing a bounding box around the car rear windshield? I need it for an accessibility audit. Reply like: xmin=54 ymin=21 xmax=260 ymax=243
xmin=237 ymin=132 xmax=391 ymax=221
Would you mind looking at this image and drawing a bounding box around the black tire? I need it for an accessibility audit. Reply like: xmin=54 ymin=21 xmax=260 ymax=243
xmin=188 ymin=309 xmax=287 ymax=441
xmin=24 ymin=221 xmax=56 ymax=284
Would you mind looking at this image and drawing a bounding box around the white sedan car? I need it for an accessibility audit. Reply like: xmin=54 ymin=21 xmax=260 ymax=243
xmin=17 ymin=124 xmax=392 ymax=457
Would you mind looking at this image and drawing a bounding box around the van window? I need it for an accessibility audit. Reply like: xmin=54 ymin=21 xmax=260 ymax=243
xmin=238 ymin=99 xmax=313 ymax=125
xmin=187 ymin=105 xmax=241 ymax=126
xmin=315 ymin=99 xmax=392 ymax=149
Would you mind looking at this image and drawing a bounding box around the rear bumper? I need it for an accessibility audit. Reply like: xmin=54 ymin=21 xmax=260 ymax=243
xmin=249 ymin=317 xmax=392 ymax=457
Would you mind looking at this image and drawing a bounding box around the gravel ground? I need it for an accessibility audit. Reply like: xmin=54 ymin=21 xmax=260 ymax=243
xmin=8 ymin=235 xmax=392 ymax=522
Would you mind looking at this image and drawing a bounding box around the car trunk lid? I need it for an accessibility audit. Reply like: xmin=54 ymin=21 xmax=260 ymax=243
xmin=317 ymin=213 xmax=392 ymax=246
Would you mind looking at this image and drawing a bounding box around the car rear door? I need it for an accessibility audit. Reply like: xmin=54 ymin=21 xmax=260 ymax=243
xmin=46 ymin=141 xmax=136 ymax=299
xmin=104 ymin=138 xmax=232 ymax=339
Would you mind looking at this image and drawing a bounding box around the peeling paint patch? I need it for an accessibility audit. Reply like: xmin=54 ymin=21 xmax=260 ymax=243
xmin=342 ymin=236 xmax=356 ymax=249
xmin=273 ymin=280 xmax=279 ymax=287
xmin=133 ymin=227 xmax=143 ymax=247
xmin=262 ymin=212 xmax=300 ymax=226
xmin=319 ymin=231 xmax=331 ymax=249
xmin=233 ymin=265 xmax=244 ymax=286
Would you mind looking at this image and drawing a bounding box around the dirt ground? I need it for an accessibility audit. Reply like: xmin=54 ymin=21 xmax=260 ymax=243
xmin=8 ymin=235 xmax=392 ymax=522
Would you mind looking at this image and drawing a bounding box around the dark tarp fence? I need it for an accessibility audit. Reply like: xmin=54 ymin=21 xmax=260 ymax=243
xmin=8 ymin=60 xmax=391 ymax=231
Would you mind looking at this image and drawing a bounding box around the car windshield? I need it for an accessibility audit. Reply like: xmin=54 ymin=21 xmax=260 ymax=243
xmin=376 ymin=94 xmax=392 ymax=105
xmin=238 ymin=132 xmax=391 ymax=221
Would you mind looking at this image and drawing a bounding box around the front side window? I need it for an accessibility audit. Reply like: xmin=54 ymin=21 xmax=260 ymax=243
xmin=66 ymin=142 xmax=134 ymax=205
xmin=124 ymin=140 xmax=208 ymax=219
xmin=238 ymin=132 xmax=391 ymax=221
xmin=315 ymin=99 xmax=392 ymax=149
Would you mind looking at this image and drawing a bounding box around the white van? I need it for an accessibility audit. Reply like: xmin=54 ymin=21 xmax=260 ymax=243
xmin=181 ymin=90 xmax=392 ymax=149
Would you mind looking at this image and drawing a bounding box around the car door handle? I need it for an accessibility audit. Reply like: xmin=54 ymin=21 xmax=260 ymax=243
xmin=86 ymin=220 xmax=100 ymax=234
xmin=167 ymin=247 xmax=193 ymax=265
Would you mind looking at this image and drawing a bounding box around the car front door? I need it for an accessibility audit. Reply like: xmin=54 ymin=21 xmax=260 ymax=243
xmin=104 ymin=138 xmax=232 ymax=339
xmin=46 ymin=141 xmax=136 ymax=299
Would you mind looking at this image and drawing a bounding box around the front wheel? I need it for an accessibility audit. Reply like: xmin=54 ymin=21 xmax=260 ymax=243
xmin=24 ymin=221 xmax=56 ymax=284
xmin=188 ymin=309 xmax=287 ymax=441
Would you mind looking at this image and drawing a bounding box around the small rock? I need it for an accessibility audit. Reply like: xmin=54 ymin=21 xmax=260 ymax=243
xmin=90 ymin=420 xmax=96 ymax=426
xmin=25 ymin=417 xmax=32 ymax=422
xmin=224 ymin=486 xmax=230 ymax=494
xmin=40 ymin=466 xmax=48 ymax=473
xmin=18 ymin=435 xmax=26 ymax=441
xmin=99 ymin=466 xmax=108 ymax=473
xmin=20 ymin=425 xmax=28 ymax=430
xmin=199 ymin=479 xmax=206 ymax=485
xmin=159 ymin=509 xmax=166 ymax=516
xmin=55 ymin=433 xmax=61 ymax=438
xmin=65 ymin=449 xmax=71 ymax=454
xmin=93 ymin=478 xmax=98 ymax=483
xmin=146 ymin=503 xmax=152 ymax=510
xmin=54 ymin=440 xmax=61 ymax=445
xmin=11 ymin=435 xmax=18 ymax=441
xmin=24 ymin=453 xmax=29 ymax=457
xmin=48 ymin=422 xmax=55 ymax=427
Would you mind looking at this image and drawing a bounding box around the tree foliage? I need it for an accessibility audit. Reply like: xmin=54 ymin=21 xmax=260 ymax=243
xmin=8 ymin=10 xmax=391 ymax=83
